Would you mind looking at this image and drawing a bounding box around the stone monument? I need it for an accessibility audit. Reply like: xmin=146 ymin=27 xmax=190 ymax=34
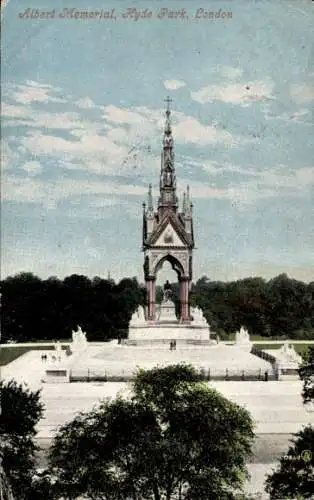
xmin=54 ymin=340 xmax=63 ymax=362
xmin=190 ymin=306 xmax=208 ymax=327
xmin=43 ymin=101 xmax=272 ymax=381
xmin=130 ymin=306 xmax=146 ymax=326
xmin=71 ymin=325 xmax=88 ymax=354
xmin=235 ymin=326 xmax=252 ymax=353
xmin=275 ymin=341 xmax=302 ymax=379
xmin=142 ymin=100 xmax=194 ymax=322
xmin=128 ymin=282 xmax=213 ymax=344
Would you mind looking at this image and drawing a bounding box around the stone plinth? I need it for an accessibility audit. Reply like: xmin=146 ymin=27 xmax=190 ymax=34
xmin=265 ymin=343 xmax=302 ymax=380
xmin=128 ymin=323 xmax=212 ymax=344
xmin=129 ymin=301 xmax=213 ymax=345
xmin=157 ymin=298 xmax=178 ymax=322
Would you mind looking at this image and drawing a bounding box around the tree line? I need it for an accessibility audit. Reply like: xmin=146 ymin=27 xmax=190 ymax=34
xmin=190 ymin=274 xmax=314 ymax=339
xmin=0 ymin=272 xmax=145 ymax=343
xmin=1 ymin=272 xmax=313 ymax=343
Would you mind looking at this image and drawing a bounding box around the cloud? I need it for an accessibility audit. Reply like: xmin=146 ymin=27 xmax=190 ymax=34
xmin=173 ymin=117 xmax=235 ymax=146
xmin=191 ymin=79 xmax=274 ymax=106
xmin=1 ymin=141 xmax=18 ymax=170
xmin=181 ymin=178 xmax=278 ymax=204
xmin=21 ymin=161 xmax=43 ymax=175
xmin=263 ymin=106 xmax=311 ymax=125
xmin=103 ymin=105 xmax=144 ymax=125
xmin=9 ymin=81 xmax=65 ymax=105
xmin=179 ymin=163 xmax=314 ymax=205
xmin=290 ymin=83 xmax=314 ymax=104
xmin=76 ymin=97 xmax=96 ymax=109
xmin=2 ymin=174 xmax=147 ymax=208
xmin=164 ymin=80 xmax=186 ymax=90
xmin=218 ymin=66 xmax=243 ymax=80
xmin=3 ymin=82 xmax=241 ymax=183
xmin=2 ymin=103 xmax=27 ymax=118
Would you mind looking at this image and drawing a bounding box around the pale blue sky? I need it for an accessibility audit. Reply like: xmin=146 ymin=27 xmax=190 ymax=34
xmin=2 ymin=0 xmax=314 ymax=283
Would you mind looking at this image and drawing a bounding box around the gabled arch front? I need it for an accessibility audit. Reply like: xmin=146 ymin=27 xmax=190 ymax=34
xmin=153 ymin=254 xmax=185 ymax=278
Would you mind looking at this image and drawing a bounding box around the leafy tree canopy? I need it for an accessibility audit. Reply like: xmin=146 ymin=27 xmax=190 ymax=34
xmin=265 ymin=426 xmax=314 ymax=499
xmin=299 ymin=346 xmax=314 ymax=405
xmin=45 ymin=364 xmax=255 ymax=500
xmin=0 ymin=380 xmax=44 ymax=500
xmin=265 ymin=348 xmax=314 ymax=499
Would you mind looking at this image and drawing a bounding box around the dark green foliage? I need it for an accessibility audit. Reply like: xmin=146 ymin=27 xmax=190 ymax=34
xmin=190 ymin=274 xmax=314 ymax=338
xmin=265 ymin=426 xmax=314 ymax=499
xmin=0 ymin=380 xmax=44 ymax=499
xmin=1 ymin=272 xmax=313 ymax=342
xmin=299 ymin=346 xmax=314 ymax=404
xmin=44 ymin=364 xmax=254 ymax=500
xmin=1 ymin=272 xmax=146 ymax=342
xmin=266 ymin=351 xmax=314 ymax=499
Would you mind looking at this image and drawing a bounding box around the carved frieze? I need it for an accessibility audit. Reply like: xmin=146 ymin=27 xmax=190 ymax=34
xmin=146 ymin=248 xmax=189 ymax=276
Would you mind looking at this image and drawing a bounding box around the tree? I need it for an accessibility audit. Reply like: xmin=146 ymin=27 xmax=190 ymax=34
xmin=265 ymin=347 xmax=314 ymax=499
xmin=46 ymin=364 xmax=254 ymax=499
xmin=299 ymin=346 xmax=314 ymax=405
xmin=0 ymin=380 xmax=44 ymax=499
xmin=265 ymin=426 xmax=314 ymax=499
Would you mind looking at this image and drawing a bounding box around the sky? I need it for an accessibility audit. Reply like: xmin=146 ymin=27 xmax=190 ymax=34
xmin=1 ymin=0 xmax=314 ymax=285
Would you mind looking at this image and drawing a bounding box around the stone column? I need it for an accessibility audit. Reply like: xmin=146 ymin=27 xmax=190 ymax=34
xmin=146 ymin=277 xmax=156 ymax=320
xmin=179 ymin=276 xmax=190 ymax=322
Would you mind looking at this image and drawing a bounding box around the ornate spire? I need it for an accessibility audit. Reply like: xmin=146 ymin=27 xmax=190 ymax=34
xmin=162 ymin=96 xmax=174 ymax=164
xmin=158 ymin=97 xmax=178 ymax=215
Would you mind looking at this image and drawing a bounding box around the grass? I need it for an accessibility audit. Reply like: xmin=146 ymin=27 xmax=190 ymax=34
xmin=254 ymin=343 xmax=310 ymax=357
xmin=29 ymin=339 xmax=72 ymax=343
xmin=225 ymin=333 xmax=292 ymax=341
xmin=0 ymin=345 xmax=68 ymax=366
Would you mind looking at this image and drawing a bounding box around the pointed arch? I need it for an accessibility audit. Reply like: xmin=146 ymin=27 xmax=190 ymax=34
xmin=153 ymin=254 xmax=185 ymax=278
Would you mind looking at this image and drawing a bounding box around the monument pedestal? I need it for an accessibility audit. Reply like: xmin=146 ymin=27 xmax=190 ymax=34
xmin=128 ymin=301 xmax=215 ymax=346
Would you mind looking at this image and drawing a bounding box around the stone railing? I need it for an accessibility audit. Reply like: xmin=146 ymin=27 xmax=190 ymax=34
xmin=251 ymin=345 xmax=279 ymax=379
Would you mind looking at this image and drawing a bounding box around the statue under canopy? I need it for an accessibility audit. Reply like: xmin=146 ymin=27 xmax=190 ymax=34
xmin=163 ymin=280 xmax=173 ymax=301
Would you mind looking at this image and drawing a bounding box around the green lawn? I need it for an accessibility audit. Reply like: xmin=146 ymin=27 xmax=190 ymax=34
xmin=0 ymin=345 xmax=67 ymax=366
xmin=226 ymin=333 xmax=291 ymax=341
xmin=253 ymin=343 xmax=310 ymax=357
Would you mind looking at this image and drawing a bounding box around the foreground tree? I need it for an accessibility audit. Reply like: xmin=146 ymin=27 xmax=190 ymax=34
xmin=265 ymin=348 xmax=314 ymax=499
xmin=46 ymin=364 xmax=254 ymax=499
xmin=299 ymin=346 xmax=314 ymax=405
xmin=265 ymin=426 xmax=314 ymax=499
xmin=0 ymin=380 xmax=44 ymax=499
